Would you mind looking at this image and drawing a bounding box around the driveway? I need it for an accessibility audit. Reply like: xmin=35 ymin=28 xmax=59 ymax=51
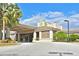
xmin=0 ymin=42 xmax=79 ymax=56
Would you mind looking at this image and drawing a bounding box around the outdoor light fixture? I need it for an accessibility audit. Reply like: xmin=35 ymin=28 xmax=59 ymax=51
xmin=64 ymin=20 xmax=69 ymax=42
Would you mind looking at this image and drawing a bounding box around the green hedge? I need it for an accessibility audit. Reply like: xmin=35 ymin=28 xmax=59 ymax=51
xmin=69 ymin=34 xmax=79 ymax=41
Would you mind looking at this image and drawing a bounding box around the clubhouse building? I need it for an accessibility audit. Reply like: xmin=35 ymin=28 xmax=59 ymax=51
xmin=10 ymin=21 xmax=63 ymax=42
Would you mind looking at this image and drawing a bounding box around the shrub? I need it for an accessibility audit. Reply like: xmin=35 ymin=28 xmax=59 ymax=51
xmin=54 ymin=31 xmax=67 ymax=42
xmin=7 ymin=38 xmax=16 ymax=43
xmin=69 ymin=34 xmax=79 ymax=41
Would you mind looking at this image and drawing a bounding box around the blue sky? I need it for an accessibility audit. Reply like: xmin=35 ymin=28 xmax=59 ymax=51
xmin=17 ymin=3 xmax=79 ymax=29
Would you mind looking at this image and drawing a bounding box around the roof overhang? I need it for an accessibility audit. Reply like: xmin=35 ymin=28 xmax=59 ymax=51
xmin=11 ymin=24 xmax=34 ymax=34
xmin=34 ymin=26 xmax=61 ymax=32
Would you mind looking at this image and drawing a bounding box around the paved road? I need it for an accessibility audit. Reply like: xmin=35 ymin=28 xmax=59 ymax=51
xmin=0 ymin=42 xmax=79 ymax=56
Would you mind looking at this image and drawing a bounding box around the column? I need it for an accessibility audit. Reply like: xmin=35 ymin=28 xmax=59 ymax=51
xmin=49 ymin=30 xmax=53 ymax=41
xmin=33 ymin=32 xmax=36 ymax=40
xmin=18 ymin=33 xmax=20 ymax=42
xmin=39 ymin=31 xmax=42 ymax=40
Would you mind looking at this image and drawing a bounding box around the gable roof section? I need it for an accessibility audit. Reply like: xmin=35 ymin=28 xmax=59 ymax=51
xmin=11 ymin=24 xmax=35 ymax=33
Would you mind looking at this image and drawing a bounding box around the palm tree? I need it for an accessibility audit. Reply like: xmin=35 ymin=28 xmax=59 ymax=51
xmin=0 ymin=3 xmax=22 ymax=40
xmin=5 ymin=3 xmax=22 ymax=39
xmin=0 ymin=3 xmax=8 ymax=40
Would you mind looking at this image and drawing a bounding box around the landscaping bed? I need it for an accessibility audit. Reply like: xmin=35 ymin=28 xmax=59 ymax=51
xmin=0 ymin=39 xmax=17 ymax=47
xmin=0 ymin=43 xmax=17 ymax=47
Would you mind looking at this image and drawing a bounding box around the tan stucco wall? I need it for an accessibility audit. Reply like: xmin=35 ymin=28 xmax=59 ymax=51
xmin=42 ymin=31 xmax=49 ymax=38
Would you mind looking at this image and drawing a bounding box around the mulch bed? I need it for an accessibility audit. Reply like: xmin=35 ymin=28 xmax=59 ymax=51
xmin=0 ymin=43 xmax=17 ymax=47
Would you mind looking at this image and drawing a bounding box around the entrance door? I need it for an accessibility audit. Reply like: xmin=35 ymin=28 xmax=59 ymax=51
xmin=19 ymin=33 xmax=33 ymax=42
xmin=24 ymin=33 xmax=33 ymax=42
xmin=25 ymin=35 xmax=29 ymax=42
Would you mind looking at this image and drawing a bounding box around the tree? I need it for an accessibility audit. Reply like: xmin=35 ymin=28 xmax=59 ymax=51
xmin=54 ymin=31 xmax=67 ymax=42
xmin=69 ymin=34 xmax=79 ymax=41
xmin=4 ymin=3 xmax=22 ymax=39
xmin=0 ymin=3 xmax=8 ymax=40
xmin=0 ymin=3 xmax=22 ymax=40
xmin=6 ymin=4 xmax=22 ymax=28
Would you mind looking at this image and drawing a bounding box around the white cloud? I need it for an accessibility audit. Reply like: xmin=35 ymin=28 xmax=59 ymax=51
xmin=38 ymin=11 xmax=64 ymax=18
xmin=20 ymin=11 xmax=64 ymax=26
xmin=69 ymin=14 xmax=79 ymax=23
xmin=20 ymin=11 xmax=79 ymax=29
xmin=20 ymin=15 xmax=46 ymax=26
xmin=70 ymin=14 xmax=79 ymax=18
xmin=47 ymin=11 xmax=64 ymax=18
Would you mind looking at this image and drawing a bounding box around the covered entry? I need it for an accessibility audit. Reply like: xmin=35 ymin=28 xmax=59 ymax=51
xmin=11 ymin=24 xmax=34 ymax=42
xmin=33 ymin=26 xmax=61 ymax=42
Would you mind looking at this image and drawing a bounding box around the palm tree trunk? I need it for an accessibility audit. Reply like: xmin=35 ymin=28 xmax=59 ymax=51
xmin=2 ymin=19 xmax=6 ymax=40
